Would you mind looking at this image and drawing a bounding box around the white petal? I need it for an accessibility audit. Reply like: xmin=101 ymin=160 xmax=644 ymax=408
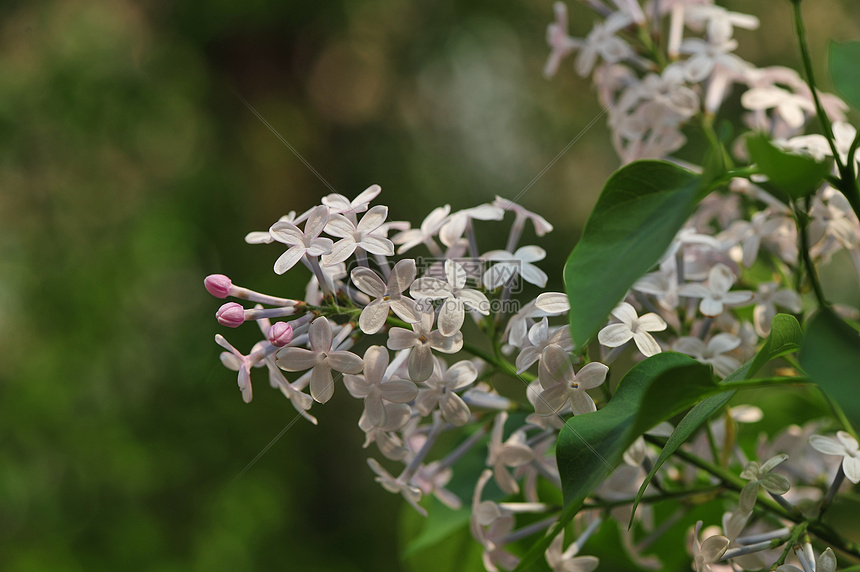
xmin=386 ymin=327 xmax=417 ymax=350
xmin=380 ymin=379 xmax=419 ymax=403
xmin=438 ymin=298 xmax=465 ymax=336
xmin=408 ymin=345 xmax=434 ymax=382
xmin=309 ymin=317 xmax=333 ymax=352
xmin=360 ymin=235 xmax=395 ymax=256
xmin=305 ymin=237 xmax=333 ymax=257
xmin=326 ymin=350 xmax=364 ymax=374
xmin=709 ymin=263 xmax=736 ymax=294
xmin=273 ymin=246 xmax=306 ymax=275
xmin=520 ymin=263 xmax=548 ymax=288
xmin=633 ymin=331 xmax=662 ymax=357
xmin=322 ymin=238 xmax=357 ymax=266
xmin=597 ymin=323 xmax=633 ymax=348
xmin=708 ymin=333 xmax=742 ymax=355
xmin=276 ymin=347 xmax=317 ymax=371
xmin=610 ymin=302 xmax=638 ymax=326
xmin=673 ymin=336 xmax=705 ymax=358
xmin=441 ymin=393 xmax=471 ymax=426
xmin=699 ymin=297 xmax=724 ymax=317
xmin=457 ymin=289 xmax=489 ymax=314
xmin=357 ymin=205 xmax=388 ymax=233
xmin=351 ymin=267 xmax=386 ymax=297
xmin=536 ymin=383 xmax=568 ymax=415
xmin=389 ymin=259 xmax=417 ymax=294
xmin=534 ymin=292 xmax=569 ymax=313
xmin=389 ymin=297 xmax=420 ymax=324
xmin=514 ymin=245 xmax=546 ymax=263
xmin=637 ymin=312 xmax=667 ymax=332
xmin=359 ymin=298 xmax=391 ymax=334
xmin=364 ymin=394 xmax=386 ymax=427
xmin=324 ymin=215 xmax=356 ymax=238
xmin=410 ymin=277 xmax=452 ymax=299
xmin=446 ymin=259 xmax=468 ymax=290
xmin=574 ymin=362 xmax=609 ymax=389
xmin=539 ymin=344 xmax=574 ymax=388
xmin=310 ymin=365 xmax=335 ymax=404
xmin=304 ymin=205 xmax=330 ymax=238
xmin=569 ymin=389 xmax=597 ymax=415
xmin=269 ymin=222 xmax=304 ymax=245
xmin=362 ymin=345 xmax=389 ymax=385
xmin=445 ymin=360 xmax=478 ymax=390
xmin=343 ymin=374 xmax=371 ymax=398
xmin=843 ymin=456 xmax=860 ymax=484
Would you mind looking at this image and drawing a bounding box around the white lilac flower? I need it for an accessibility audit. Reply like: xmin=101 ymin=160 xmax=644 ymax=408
xmin=487 ymin=411 xmax=534 ymax=494
xmin=344 ymin=346 xmax=418 ymax=428
xmin=321 ymin=205 xmax=394 ymax=266
xmin=673 ymin=333 xmax=742 ymax=378
xmin=276 ymin=317 xmax=364 ymax=404
xmin=544 ymin=2 xmax=582 ymax=78
xmin=269 ymin=205 xmax=333 ymax=275
xmin=351 ymin=259 xmax=420 ymax=334
xmin=321 ymin=184 xmax=381 ymax=221
xmin=359 ymin=402 xmax=412 ymax=461
xmin=634 ymin=258 xmax=680 ymax=310
xmin=415 ymin=359 xmax=478 ymax=426
xmin=470 ymin=469 xmax=519 ymax=572
xmin=439 ymin=203 xmax=505 ymax=248
xmin=387 ymin=309 xmax=463 ymax=382
xmin=597 ymin=302 xmax=667 ymax=357
xmin=413 ymin=461 xmax=462 ymax=510
xmin=808 ymin=190 xmax=859 ymax=252
xmin=410 ymin=259 xmax=490 ymax=336
xmin=679 ymin=263 xmax=753 ymax=318
xmin=263 ymin=356 xmax=317 ymax=425
xmin=245 ymin=211 xmax=299 ymax=244
xmin=741 ymin=85 xmax=815 ymax=129
xmin=505 ymin=295 xmax=568 ymax=349
xmin=739 ymin=454 xmax=791 ymax=512
xmin=516 ymin=318 xmax=574 ymax=374
xmin=536 ymin=344 xmax=608 ymax=416
xmin=482 ymin=246 xmax=548 ymax=289
xmin=679 ymin=36 xmax=748 ymax=84
xmin=392 ymin=205 xmax=451 ymax=254
xmin=752 ymin=282 xmax=802 ymax=337
xmin=685 ymin=5 xmax=760 ymax=45
xmin=688 ymin=521 xmax=730 ymax=572
xmin=809 ymin=431 xmax=860 ymax=484
xmin=216 ymin=336 xmax=273 ymax=403
xmin=525 ymin=380 xmax=565 ymax=431
xmin=719 ymin=211 xmax=790 ymax=268
xmin=367 ymin=458 xmax=427 ymax=517
xmin=534 ymin=292 xmax=569 ymax=314
xmin=575 ymin=12 xmax=634 ymax=77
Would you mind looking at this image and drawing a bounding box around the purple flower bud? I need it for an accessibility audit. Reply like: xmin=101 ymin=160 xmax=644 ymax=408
xmin=267 ymin=321 xmax=294 ymax=347
xmin=216 ymin=302 xmax=245 ymax=328
xmin=205 ymin=274 xmax=233 ymax=298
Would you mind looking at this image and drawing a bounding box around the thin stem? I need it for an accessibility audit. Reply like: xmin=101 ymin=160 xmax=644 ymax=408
xmin=796 ymin=198 xmax=827 ymax=308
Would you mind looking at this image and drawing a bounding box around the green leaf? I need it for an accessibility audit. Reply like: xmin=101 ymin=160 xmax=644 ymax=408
xmin=747 ymin=133 xmax=830 ymax=198
xmin=800 ymin=307 xmax=860 ymax=429
xmin=830 ymin=40 xmax=860 ymax=111
xmin=564 ymin=161 xmax=701 ymax=348
xmin=513 ymin=353 xmax=714 ymax=571
xmin=628 ymin=314 xmax=803 ymax=526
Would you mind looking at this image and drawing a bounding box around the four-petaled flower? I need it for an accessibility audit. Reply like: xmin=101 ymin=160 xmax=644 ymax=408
xmin=415 ymin=359 xmax=478 ymax=426
xmin=536 ymin=344 xmax=608 ymax=416
xmin=482 ymin=246 xmax=548 ymax=289
xmin=276 ymin=317 xmax=364 ymax=404
xmin=597 ymin=302 xmax=667 ymax=357
xmin=343 ymin=345 xmax=418 ymax=428
xmin=321 ymin=205 xmax=394 ymax=266
xmin=387 ymin=309 xmax=463 ymax=382
xmin=410 ymin=259 xmax=490 ymax=336
xmin=351 ymin=260 xmax=420 ymax=334
xmin=679 ymin=263 xmax=753 ymax=318
xmin=673 ymin=333 xmax=742 ymax=378
xmin=739 ymin=453 xmax=791 ymax=512
xmin=269 ymin=205 xmax=333 ymax=275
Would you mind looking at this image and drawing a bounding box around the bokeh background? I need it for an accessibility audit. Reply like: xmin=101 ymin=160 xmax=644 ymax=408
xmin=2 ymin=0 xmax=858 ymax=570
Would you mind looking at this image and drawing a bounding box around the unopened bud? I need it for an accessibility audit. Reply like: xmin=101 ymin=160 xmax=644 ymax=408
xmin=267 ymin=322 xmax=294 ymax=347
xmin=216 ymin=302 xmax=245 ymax=327
xmin=205 ymin=274 xmax=233 ymax=298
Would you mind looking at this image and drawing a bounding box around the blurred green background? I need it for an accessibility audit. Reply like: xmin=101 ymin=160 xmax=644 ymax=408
xmin=1 ymin=0 xmax=858 ymax=570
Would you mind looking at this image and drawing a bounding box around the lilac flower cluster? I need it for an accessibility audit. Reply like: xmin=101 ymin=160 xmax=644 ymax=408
xmin=205 ymin=0 xmax=860 ymax=569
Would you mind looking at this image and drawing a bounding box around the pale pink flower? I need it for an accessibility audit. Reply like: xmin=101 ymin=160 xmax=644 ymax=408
xmin=482 ymin=246 xmax=548 ymax=289
xmin=410 ymin=259 xmax=490 ymax=336
xmin=321 ymin=205 xmax=394 ymax=266
xmin=415 ymin=359 xmax=478 ymax=426
xmin=598 ymin=302 xmax=667 ymax=356
xmin=679 ymin=263 xmax=753 ymax=317
xmin=351 ymin=260 xmax=420 ymax=334
xmin=387 ymin=309 xmax=463 ymax=382
xmin=269 ymin=205 xmax=333 ymax=274
xmin=536 ymin=344 xmax=608 ymax=416
xmin=344 ymin=346 xmax=418 ymax=428
xmin=276 ymin=317 xmax=364 ymax=403
xmin=487 ymin=412 xmax=535 ymax=494
xmin=392 ymin=205 xmax=450 ymax=254
xmin=810 ymin=431 xmax=860 ymax=484
xmin=752 ymin=282 xmax=802 ymax=337
xmin=673 ymin=333 xmax=742 ymax=378
xmin=321 ymin=184 xmax=381 ymax=221
xmin=544 ymin=2 xmax=582 ymax=78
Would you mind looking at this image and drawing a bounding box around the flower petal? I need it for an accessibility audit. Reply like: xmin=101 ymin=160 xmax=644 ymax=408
xmin=326 ymin=350 xmax=364 ymax=374
xmin=440 ymin=393 xmax=471 ymax=426
xmin=351 ymin=267 xmax=387 ymax=297
xmin=359 ymin=298 xmax=391 ymax=335
xmin=273 ymin=245 xmax=306 ymax=275
xmin=310 ymin=365 xmax=335 ymax=404
xmin=598 ymin=323 xmax=633 ymax=348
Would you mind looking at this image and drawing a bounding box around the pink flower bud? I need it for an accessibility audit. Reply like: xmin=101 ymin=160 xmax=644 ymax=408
xmin=216 ymin=302 xmax=245 ymax=328
xmin=205 ymin=274 xmax=233 ymax=298
xmin=267 ymin=322 xmax=294 ymax=347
